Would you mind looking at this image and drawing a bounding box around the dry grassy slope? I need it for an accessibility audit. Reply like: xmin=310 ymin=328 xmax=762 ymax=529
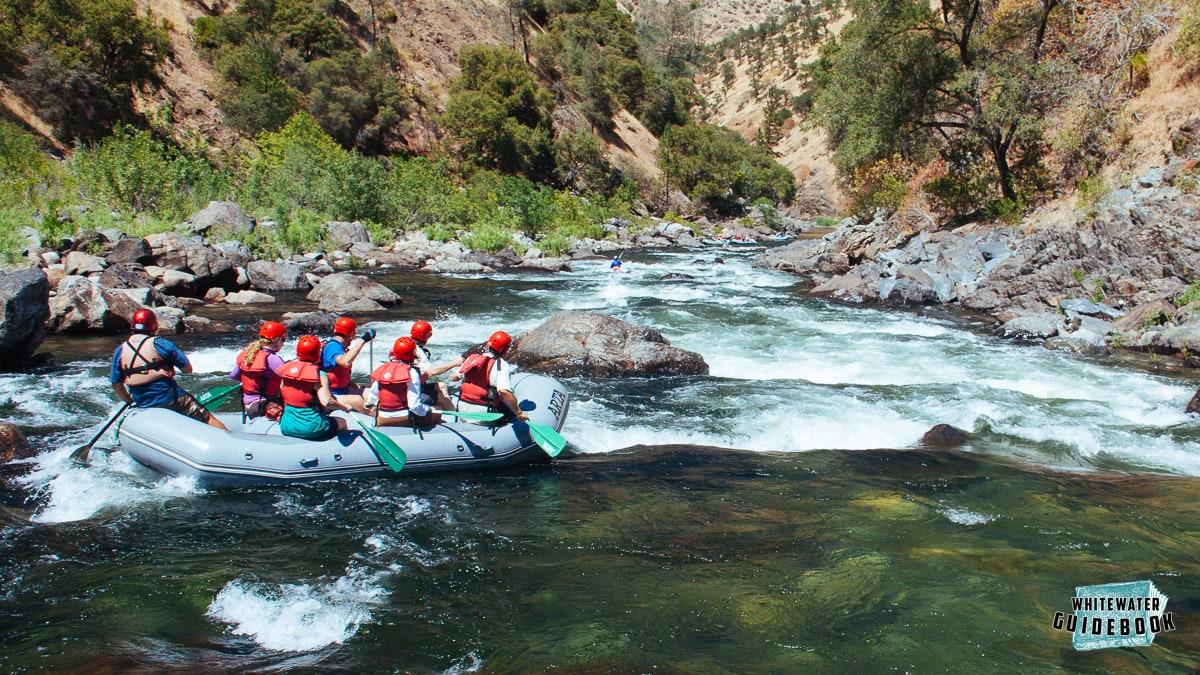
xmin=695 ymin=13 xmax=850 ymax=212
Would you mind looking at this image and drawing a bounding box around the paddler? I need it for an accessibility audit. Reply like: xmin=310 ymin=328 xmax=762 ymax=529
xmin=320 ymin=316 xmax=375 ymax=413
xmin=229 ymin=320 xmax=287 ymax=420
xmin=279 ymin=334 xmax=351 ymax=439
xmin=110 ymin=308 xmax=228 ymax=430
xmin=364 ymin=336 xmax=442 ymax=427
xmin=450 ymin=330 xmax=529 ymax=423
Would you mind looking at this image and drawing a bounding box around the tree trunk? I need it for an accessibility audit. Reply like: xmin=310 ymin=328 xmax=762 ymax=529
xmin=990 ymin=134 xmax=1016 ymax=202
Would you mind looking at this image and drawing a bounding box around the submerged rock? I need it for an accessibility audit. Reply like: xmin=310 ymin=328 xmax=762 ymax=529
xmin=511 ymin=310 xmax=709 ymax=377
xmin=306 ymin=272 xmax=400 ymax=311
xmin=919 ymin=424 xmax=972 ymax=448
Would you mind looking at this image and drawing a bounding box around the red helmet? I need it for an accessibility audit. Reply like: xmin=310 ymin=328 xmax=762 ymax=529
xmin=411 ymin=321 xmax=433 ymax=343
xmin=391 ymin=336 xmax=417 ymax=362
xmin=486 ymin=330 xmax=512 ymax=355
xmin=333 ymin=316 xmax=357 ymax=338
xmin=131 ymin=308 xmax=158 ymax=333
xmin=260 ymin=321 xmax=287 ymax=341
xmin=296 ymin=335 xmax=322 ymax=362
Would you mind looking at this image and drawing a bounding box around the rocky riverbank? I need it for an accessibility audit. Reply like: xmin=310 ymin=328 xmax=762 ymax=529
xmin=0 ymin=200 xmax=803 ymax=367
xmin=755 ymin=157 xmax=1200 ymax=361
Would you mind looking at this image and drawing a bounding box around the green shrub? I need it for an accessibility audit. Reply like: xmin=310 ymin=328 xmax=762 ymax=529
xmin=461 ymin=222 xmax=514 ymax=253
xmin=0 ymin=119 xmax=67 ymax=211
xmin=70 ymin=124 xmax=229 ymax=218
xmin=1076 ymin=172 xmax=1110 ymax=212
xmin=242 ymin=112 xmax=397 ymax=225
xmin=657 ymin=122 xmax=796 ymax=215
xmin=0 ymin=207 xmax=34 ymax=264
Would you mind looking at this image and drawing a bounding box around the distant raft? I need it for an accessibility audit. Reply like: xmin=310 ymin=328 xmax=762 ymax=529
xmin=116 ymin=373 xmax=570 ymax=488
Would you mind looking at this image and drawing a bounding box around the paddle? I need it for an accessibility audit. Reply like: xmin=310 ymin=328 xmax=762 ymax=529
xmin=526 ymin=421 xmax=567 ymax=458
xmin=68 ymin=402 xmax=132 ymax=465
xmin=197 ymin=384 xmax=242 ymax=410
xmin=439 ymin=409 xmax=506 ymax=422
xmin=355 ymin=419 xmax=407 ymax=472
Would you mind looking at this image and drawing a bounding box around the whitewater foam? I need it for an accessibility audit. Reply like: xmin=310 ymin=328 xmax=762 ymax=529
xmin=206 ymin=563 xmax=390 ymax=652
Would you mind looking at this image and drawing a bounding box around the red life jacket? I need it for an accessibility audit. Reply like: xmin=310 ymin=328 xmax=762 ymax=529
xmin=237 ymin=347 xmax=282 ymax=397
xmin=458 ymin=353 xmax=496 ymax=406
xmin=371 ymin=361 xmax=413 ymax=412
xmin=279 ymin=360 xmax=322 ymax=409
xmin=119 ymin=336 xmax=175 ymax=387
xmin=324 ymin=340 xmax=352 ymax=390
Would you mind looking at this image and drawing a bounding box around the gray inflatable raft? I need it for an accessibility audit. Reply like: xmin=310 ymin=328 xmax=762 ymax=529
xmin=117 ymin=373 xmax=570 ymax=488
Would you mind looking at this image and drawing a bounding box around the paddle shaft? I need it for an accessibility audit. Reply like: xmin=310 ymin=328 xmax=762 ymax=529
xmin=69 ymin=401 xmax=132 ymax=464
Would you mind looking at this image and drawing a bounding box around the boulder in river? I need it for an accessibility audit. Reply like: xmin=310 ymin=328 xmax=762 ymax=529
xmin=510 ymin=310 xmax=709 ymax=377
xmin=0 ymin=421 xmax=32 ymax=463
xmin=47 ymin=275 xmax=145 ymax=333
xmin=306 ymin=272 xmax=400 ymax=312
xmin=0 ymin=268 xmax=50 ymax=365
xmin=247 ymin=260 xmax=311 ymax=293
xmin=918 ymin=424 xmax=972 ymax=448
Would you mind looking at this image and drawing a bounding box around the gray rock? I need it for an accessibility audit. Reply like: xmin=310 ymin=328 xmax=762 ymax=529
xmin=247 ymin=260 xmax=311 ymax=292
xmin=1113 ymin=299 xmax=1173 ymax=332
xmin=1001 ymin=314 xmax=1063 ymax=339
xmin=105 ymin=237 xmax=154 ymax=265
xmin=47 ymin=276 xmax=145 ymax=333
xmin=1045 ymin=329 xmax=1110 ymax=356
xmin=153 ymin=306 xmax=187 ymax=334
xmin=182 ymin=315 xmax=235 ymax=334
xmin=339 ymin=298 xmax=387 ymax=313
xmin=519 ymin=257 xmax=573 ymax=272
xmin=144 ymin=232 xmax=239 ymax=296
xmin=1059 ymin=298 xmax=1123 ymax=319
xmin=809 ymin=272 xmax=874 ymax=302
xmin=63 ymin=251 xmax=107 ymax=275
xmin=281 ymin=311 xmax=337 ymax=335
xmin=224 ymin=290 xmax=276 ymax=305
xmin=98 ymin=264 xmax=154 ymax=290
xmin=511 ymin=310 xmax=709 ymax=377
xmin=326 ymin=221 xmax=372 ymax=248
xmin=306 ymin=272 xmax=400 ymax=312
xmin=212 ymin=240 xmax=253 ymax=268
xmin=0 ymin=268 xmax=49 ymax=364
xmin=187 ymin=201 xmax=255 ymax=236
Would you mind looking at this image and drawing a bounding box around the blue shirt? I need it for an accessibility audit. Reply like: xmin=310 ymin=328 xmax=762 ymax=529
xmin=110 ymin=336 xmax=189 ymax=408
xmin=321 ymin=340 xmax=349 ymax=394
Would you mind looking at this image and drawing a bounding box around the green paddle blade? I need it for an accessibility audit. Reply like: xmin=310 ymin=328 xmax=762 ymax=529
xmin=355 ymin=420 xmax=407 ymax=472
xmin=440 ymin=409 xmax=505 ymax=422
xmin=197 ymin=384 xmax=243 ymax=409
xmin=527 ymin=421 xmax=567 ymax=458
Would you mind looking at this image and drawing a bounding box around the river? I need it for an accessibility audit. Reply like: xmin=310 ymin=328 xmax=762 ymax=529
xmin=2 ymin=245 xmax=1199 ymax=671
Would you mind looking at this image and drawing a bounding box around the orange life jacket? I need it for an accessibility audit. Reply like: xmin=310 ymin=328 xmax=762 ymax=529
xmin=458 ymin=353 xmax=496 ymax=407
xmin=118 ymin=336 xmax=176 ymax=387
xmin=237 ymin=347 xmax=282 ymax=397
xmin=279 ymin=360 xmax=322 ymax=409
xmin=371 ymin=361 xmax=413 ymax=412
